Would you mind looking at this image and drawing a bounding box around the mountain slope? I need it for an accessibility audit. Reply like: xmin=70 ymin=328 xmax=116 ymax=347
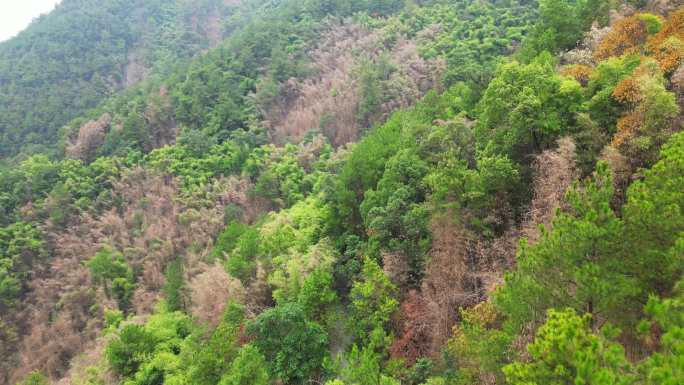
xmin=0 ymin=0 xmax=237 ymax=159
xmin=3 ymin=1 xmax=684 ymax=385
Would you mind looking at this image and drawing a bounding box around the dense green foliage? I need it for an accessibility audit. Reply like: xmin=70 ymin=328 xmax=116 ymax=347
xmin=87 ymin=246 xmax=136 ymax=312
xmin=249 ymin=303 xmax=329 ymax=383
xmin=519 ymin=0 xmax=611 ymax=60
xmin=640 ymin=280 xmax=684 ymax=385
xmin=219 ymin=345 xmax=270 ymax=385
xmin=0 ymin=222 xmax=45 ymax=310
xmin=401 ymin=0 xmax=538 ymax=89
xmin=348 ymin=257 xmax=399 ymax=345
xmin=0 ymin=0 xmax=237 ymax=158
xmin=503 ymin=309 xmax=634 ymax=385
xmin=4 ymin=1 xmax=684 ymax=385
xmin=477 ymin=57 xmax=583 ymax=161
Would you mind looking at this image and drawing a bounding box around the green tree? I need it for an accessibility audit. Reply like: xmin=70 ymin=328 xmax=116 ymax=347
xmin=425 ymin=147 xmax=520 ymax=235
xmin=219 ymin=345 xmax=271 ymax=385
xmin=126 ymin=351 xmax=185 ymax=385
xmin=446 ymin=303 xmax=512 ymax=385
xmin=248 ymin=303 xmax=328 ymax=384
xmin=225 ymin=227 xmax=260 ymax=283
xmin=183 ymin=302 xmax=246 ymax=385
xmin=477 ymin=59 xmax=583 ymax=162
xmin=106 ymin=310 xmax=194 ymax=380
xmin=211 ymin=222 xmax=248 ymax=261
xmin=163 ymin=258 xmax=186 ymax=312
xmin=0 ymin=0 xmax=237 ymax=157
xmin=639 ymin=279 xmax=684 ymax=385
xmin=177 ymin=128 xmax=218 ymax=158
xmin=11 ymin=155 xmax=61 ymax=206
xmin=86 ymin=246 xmax=136 ymax=311
xmin=327 ymin=110 xmax=404 ymax=236
xmin=349 ymin=257 xmax=399 ymax=345
xmin=252 ymin=146 xmax=309 ymax=207
xmin=297 ymin=268 xmax=338 ymax=321
xmin=361 ymin=149 xmax=430 ymax=282
xmin=519 ymin=0 xmax=610 ymax=59
xmin=504 ymin=309 xmax=634 ymax=385
xmin=621 ymin=132 xmax=684 ymax=296
xmin=586 ymin=55 xmax=641 ymax=130
xmin=111 ymin=278 xmax=136 ymax=314
xmin=0 ymin=222 xmax=46 ymax=309
xmin=496 ymin=163 xmax=639 ymax=329
xmin=357 ymin=54 xmax=395 ymax=127
xmin=106 ymin=324 xmax=159 ymax=377
xmin=337 ymin=344 xmax=400 ymax=385
xmin=611 ymin=61 xmax=679 ymax=168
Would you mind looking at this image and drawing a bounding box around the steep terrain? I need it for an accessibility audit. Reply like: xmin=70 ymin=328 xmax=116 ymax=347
xmin=1 ymin=1 xmax=684 ymax=385
xmin=0 ymin=0 xmax=238 ymax=159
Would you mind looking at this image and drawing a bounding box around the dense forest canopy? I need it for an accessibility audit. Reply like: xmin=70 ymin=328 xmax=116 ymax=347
xmin=0 ymin=0 xmax=238 ymax=159
xmin=1 ymin=0 xmax=684 ymax=385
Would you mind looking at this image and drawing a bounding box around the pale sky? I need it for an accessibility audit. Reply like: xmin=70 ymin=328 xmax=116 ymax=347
xmin=0 ymin=0 xmax=62 ymax=42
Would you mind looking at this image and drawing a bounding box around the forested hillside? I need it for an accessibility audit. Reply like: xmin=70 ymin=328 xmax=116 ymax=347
xmin=0 ymin=0 xmax=238 ymax=159
xmin=1 ymin=0 xmax=683 ymax=385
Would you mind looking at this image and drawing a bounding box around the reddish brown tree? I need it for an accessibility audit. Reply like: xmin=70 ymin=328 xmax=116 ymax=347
xmin=389 ymin=290 xmax=431 ymax=365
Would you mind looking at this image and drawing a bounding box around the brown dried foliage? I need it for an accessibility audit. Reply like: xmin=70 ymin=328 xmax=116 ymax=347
xmin=56 ymin=334 xmax=118 ymax=385
xmin=670 ymin=62 xmax=684 ymax=93
xmin=610 ymin=60 xmax=675 ymax=163
xmin=10 ymin=169 xmax=257 ymax=383
xmin=386 ymin=124 xmax=579 ymax=368
xmin=594 ymin=15 xmax=649 ymax=60
xmin=386 ymin=214 xmax=479 ymax=361
xmin=259 ymin=21 xmax=369 ymax=146
xmin=613 ymin=76 xmax=643 ymax=104
xmin=601 ymin=145 xmax=633 ymax=209
xmin=375 ymin=38 xmax=445 ymax=122
xmin=66 ymin=113 xmax=112 ymax=161
xmin=382 ymin=251 xmax=411 ymax=289
xmin=522 ymin=137 xmax=578 ymax=244
xmin=613 ymin=111 xmax=644 ymax=146
xmin=561 ymin=24 xmax=611 ymax=66
xmin=646 ymin=0 xmax=679 ymax=14
xmin=648 ymin=7 xmax=684 ymax=71
xmin=422 ymin=139 xmax=580 ymax=379
xmin=261 ymin=20 xmax=443 ymax=146
xmin=472 ymin=138 xmax=578 ymax=295
xmin=562 ymin=64 xmax=594 ymax=86
xmin=383 ymin=251 xmax=410 ymax=290
xmin=244 ymin=263 xmax=272 ymax=315
xmin=295 ymin=134 xmax=332 ymax=174
xmin=123 ymin=48 xmax=150 ymax=88
xmin=389 ymin=290 xmax=432 ymax=365
xmin=652 ymin=35 xmax=684 ymax=72
xmin=190 ymin=263 xmax=246 ymax=328
xmin=143 ymin=86 xmax=178 ymax=149
xmin=419 ymin=214 xmax=483 ymax=354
